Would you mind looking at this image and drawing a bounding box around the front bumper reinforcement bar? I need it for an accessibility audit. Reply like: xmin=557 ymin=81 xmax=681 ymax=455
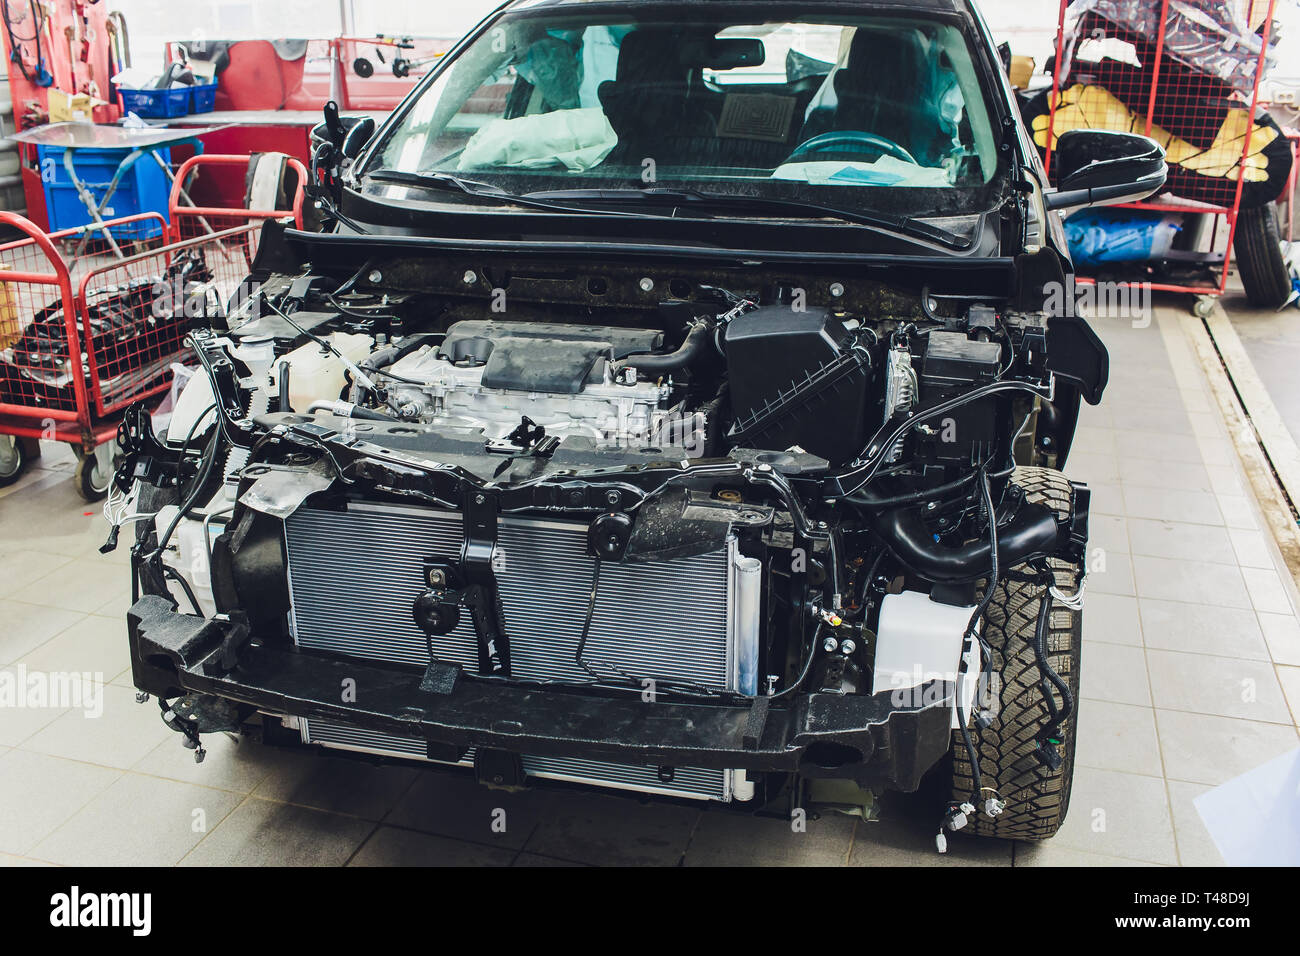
xmin=128 ymin=594 xmax=956 ymax=791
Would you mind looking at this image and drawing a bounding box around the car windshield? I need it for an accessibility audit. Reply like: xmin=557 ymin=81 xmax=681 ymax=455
xmin=362 ymin=7 xmax=1005 ymax=218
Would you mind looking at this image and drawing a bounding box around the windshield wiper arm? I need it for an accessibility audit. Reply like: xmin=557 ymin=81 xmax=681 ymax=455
xmin=364 ymin=169 xmax=651 ymax=219
xmin=521 ymin=186 xmax=974 ymax=251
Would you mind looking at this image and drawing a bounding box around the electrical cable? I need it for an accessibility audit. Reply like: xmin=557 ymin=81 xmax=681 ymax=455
xmin=2 ymin=0 xmax=40 ymax=83
xmin=769 ymin=621 xmax=822 ymax=701
xmin=331 ymin=262 xmax=370 ymax=297
xmin=832 ymin=378 xmax=1053 ymax=497
xmin=954 ymin=468 xmax=1000 ymax=807
xmin=149 ymin=423 xmax=221 ymax=568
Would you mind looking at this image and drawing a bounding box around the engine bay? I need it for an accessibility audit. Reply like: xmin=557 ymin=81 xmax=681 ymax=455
xmin=114 ymin=226 xmax=1099 ymax=815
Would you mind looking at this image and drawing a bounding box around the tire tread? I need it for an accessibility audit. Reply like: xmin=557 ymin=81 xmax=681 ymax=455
xmin=949 ymin=466 xmax=1082 ymax=841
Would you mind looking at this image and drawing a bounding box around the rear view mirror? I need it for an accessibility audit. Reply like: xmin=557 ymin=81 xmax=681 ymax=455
xmin=1045 ymin=129 xmax=1167 ymax=211
xmin=681 ymin=37 xmax=765 ymax=70
xmin=708 ymin=38 xmax=765 ymax=70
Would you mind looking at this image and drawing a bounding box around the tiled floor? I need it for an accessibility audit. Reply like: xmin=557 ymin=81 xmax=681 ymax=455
xmin=1 ymin=302 xmax=1297 ymax=867
xmin=1219 ymin=287 xmax=1300 ymax=450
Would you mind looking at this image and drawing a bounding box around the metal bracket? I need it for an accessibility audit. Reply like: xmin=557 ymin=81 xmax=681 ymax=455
xmin=475 ymin=748 xmax=525 ymax=789
xmin=461 ymin=491 xmax=511 ymax=675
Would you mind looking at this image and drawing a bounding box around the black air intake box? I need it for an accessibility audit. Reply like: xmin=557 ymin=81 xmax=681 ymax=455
xmin=725 ymin=306 xmax=870 ymax=465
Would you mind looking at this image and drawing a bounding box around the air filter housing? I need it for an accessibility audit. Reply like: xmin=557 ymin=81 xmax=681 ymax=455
xmin=725 ymin=306 xmax=871 ymax=464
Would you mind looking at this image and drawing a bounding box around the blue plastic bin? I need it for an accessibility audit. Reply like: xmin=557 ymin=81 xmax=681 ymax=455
xmin=189 ymin=82 xmax=218 ymax=114
xmin=1064 ymin=209 xmax=1183 ymax=268
xmin=36 ymin=144 xmax=170 ymax=238
xmin=118 ymin=86 xmax=192 ymax=119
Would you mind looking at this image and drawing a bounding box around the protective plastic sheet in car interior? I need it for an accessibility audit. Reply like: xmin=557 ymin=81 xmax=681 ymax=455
xmin=801 ymin=25 xmax=966 ymax=167
xmin=457 ymin=107 xmax=618 ymax=172
xmin=1064 ymin=0 xmax=1275 ymax=95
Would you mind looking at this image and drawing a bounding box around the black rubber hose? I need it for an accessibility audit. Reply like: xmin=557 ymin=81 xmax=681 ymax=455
xmin=869 ymin=500 xmax=1062 ymax=585
xmin=162 ymin=565 xmax=204 ymax=616
xmin=613 ymin=322 xmax=710 ymax=374
xmin=1031 ymin=568 xmax=1075 ymax=741
xmin=361 ymin=331 xmax=442 ymax=372
xmin=847 ymin=471 xmax=978 ymax=509
xmin=276 ymin=361 xmax=291 ymax=412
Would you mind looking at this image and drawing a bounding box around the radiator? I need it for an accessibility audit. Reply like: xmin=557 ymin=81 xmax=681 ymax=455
xmin=282 ymin=501 xmax=759 ymax=801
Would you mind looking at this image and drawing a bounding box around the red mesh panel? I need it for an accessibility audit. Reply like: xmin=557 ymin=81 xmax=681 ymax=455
xmin=1037 ymin=0 xmax=1281 ymax=295
xmin=75 ymin=225 xmax=263 ymax=418
xmin=167 ymin=154 xmax=307 ymax=243
xmin=0 ymin=216 xmax=259 ymax=444
xmin=0 ymin=213 xmax=169 ymax=435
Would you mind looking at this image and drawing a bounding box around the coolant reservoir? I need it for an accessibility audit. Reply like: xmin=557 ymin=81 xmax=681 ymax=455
xmin=269 ymin=333 xmax=374 ymax=412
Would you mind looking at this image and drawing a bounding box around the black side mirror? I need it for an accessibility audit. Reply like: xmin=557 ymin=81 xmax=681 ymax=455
xmin=342 ymin=117 xmax=376 ymax=161
xmin=1045 ymin=130 xmax=1167 ymax=211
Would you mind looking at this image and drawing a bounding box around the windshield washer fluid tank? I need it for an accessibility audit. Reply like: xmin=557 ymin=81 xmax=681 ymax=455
xmin=270 ymin=332 xmax=374 ymax=412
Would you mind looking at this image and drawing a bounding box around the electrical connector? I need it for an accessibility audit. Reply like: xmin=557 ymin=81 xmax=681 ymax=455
xmin=975 ymin=710 xmax=994 ymax=731
xmin=813 ymin=606 xmax=844 ymax=628
xmin=942 ymin=801 xmax=974 ymax=833
xmin=99 ymin=525 xmax=121 ymax=554
xmin=983 ymin=796 xmax=1006 ymax=818
xmin=1033 ymin=738 xmax=1063 ymax=771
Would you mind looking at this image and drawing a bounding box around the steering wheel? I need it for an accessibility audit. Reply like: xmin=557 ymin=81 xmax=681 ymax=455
xmin=783 ymin=130 xmax=917 ymax=166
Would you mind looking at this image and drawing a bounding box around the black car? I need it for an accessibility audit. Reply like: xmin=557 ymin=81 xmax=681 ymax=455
xmin=117 ymin=0 xmax=1164 ymax=846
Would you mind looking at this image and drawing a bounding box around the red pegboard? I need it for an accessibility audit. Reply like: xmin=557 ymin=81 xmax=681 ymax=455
xmin=3 ymin=0 xmax=122 ymax=229
xmin=2 ymin=0 xmax=119 ymax=128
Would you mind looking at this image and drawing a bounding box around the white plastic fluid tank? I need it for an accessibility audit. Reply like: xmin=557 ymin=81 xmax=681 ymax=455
xmin=870 ymin=589 xmax=981 ymax=729
xmin=269 ymin=332 xmax=373 ymax=412
xmin=153 ymin=506 xmax=219 ymax=617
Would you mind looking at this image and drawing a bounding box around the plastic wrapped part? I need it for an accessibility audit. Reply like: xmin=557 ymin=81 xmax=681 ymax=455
xmin=1064 ymin=209 xmax=1183 ymax=266
xmin=870 ymin=590 xmax=980 ymax=730
xmin=724 ymin=306 xmax=871 ymax=465
xmin=1064 ymin=0 xmax=1275 ymax=96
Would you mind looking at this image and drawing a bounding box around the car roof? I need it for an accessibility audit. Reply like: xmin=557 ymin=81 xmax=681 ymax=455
xmin=500 ymin=0 xmax=972 ymax=16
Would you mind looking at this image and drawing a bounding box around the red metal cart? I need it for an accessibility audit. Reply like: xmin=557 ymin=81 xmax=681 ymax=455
xmin=1040 ymin=0 xmax=1281 ymax=299
xmin=0 ymin=214 xmax=264 ymax=500
xmin=167 ymin=153 xmax=309 ymax=242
